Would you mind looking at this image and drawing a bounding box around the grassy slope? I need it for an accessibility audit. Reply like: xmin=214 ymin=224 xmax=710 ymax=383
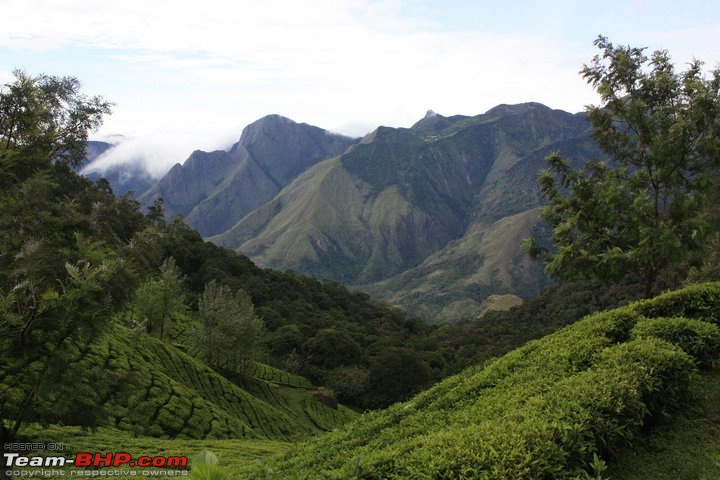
xmin=25 ymin=323 xmax=357 ymax=442
xmin=17 ymin=424 xmax=290 ymax=478
xmin=608 ymin=366 xmax=720 ymax=480
xmin=361 ymin=208 xmax=547 ymax=323
xmin=15 ymin=284 xmax=719 ymax=479
xmin=236 ymin=282 xmax=720 ymax=479
xmin=22 ymin=368 xmax=716 ymax=479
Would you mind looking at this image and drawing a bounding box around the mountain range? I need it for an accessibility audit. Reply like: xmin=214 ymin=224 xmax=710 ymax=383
xmin=84 ymin=103 xmax=602 ymax=322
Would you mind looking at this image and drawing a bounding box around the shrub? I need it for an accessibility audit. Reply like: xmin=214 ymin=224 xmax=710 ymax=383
xmin=239 ymin=284 xmax=713 ymax=479
xmin=632 ymin=316 xmax=720 ymax=368
xmin=632 ymin=282 xmax=720 ymax=326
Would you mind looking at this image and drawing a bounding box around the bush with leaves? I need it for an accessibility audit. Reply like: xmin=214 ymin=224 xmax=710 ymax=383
xmin=632 ymin=316 xmax=720 ymax=368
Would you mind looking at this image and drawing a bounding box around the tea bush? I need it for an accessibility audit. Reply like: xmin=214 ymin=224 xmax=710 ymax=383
xmin=631 ymin=283 xmax=720 ymax=326
xmin=240 ymin=283 xmax=720 ymax=479
xmin=631 ymin=316 xmax=720 ymax=368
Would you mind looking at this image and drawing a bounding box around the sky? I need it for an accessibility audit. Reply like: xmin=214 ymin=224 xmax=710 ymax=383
xmin=1 ymin=0 xmax=719 ymax=177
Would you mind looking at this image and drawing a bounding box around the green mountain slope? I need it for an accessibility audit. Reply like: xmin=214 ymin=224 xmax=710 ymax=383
xmin=238 ymin=282 xmax=720 ymax=479
xmin=3 ymin=321 xmax=356 ymax=441
xmin=360 ymin=208 xmax=548 ymax=322
xmin=210 ymin=103 xmax=599 ymax=320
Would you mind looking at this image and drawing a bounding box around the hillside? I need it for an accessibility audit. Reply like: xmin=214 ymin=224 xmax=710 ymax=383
xmin=208 ymin=103 xmax=600 ymax=321
xmin=3 ymin=322 xmax=356 ymax=441
xmin=238 ymin=282 xmax=720 ymax=479
xmin=139 ymin=115 xmax=357 ymax=237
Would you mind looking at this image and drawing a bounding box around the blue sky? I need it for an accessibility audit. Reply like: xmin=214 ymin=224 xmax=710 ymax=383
xmin=1 ymin=0 xmax=718 ymax=176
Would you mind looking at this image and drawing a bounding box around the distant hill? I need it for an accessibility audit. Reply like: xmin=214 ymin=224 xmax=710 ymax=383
xmin=81 ymin=140 xmax=156 ymax=197
xmin=107 ymin=104 xmax=603 ymax=322
xmin=139 ymin=115 xmax=357 ymax=236
xmin=207 ymin=103 xmax=600 ymax=321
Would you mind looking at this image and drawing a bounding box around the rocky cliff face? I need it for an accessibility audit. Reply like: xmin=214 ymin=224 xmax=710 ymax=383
xmin=139 ymin=115 xmax=357 ymax=236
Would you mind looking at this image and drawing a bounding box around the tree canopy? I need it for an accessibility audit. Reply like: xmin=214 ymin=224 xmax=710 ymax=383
xmin=528 ymin=36 xmax=720 ymax=296
xmin=0 ymin=70 xmax=112 ymax=186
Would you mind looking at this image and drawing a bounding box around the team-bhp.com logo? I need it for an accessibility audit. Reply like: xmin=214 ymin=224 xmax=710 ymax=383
xmin=4 ymin=450 xmax=189 ymax=477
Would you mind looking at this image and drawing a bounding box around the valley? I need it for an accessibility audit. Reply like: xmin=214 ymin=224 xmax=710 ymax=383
xmin=85 ymin=102 xmax=602 ymax=322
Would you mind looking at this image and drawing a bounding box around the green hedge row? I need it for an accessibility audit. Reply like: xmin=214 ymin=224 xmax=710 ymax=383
xmin=246 ymin=362 xmax=314 ymax=388
xmin=631 ymin=282 xmax=720 ymax=326
xmin=35 ymin=324 xmax=322 ymax=440
xmin=242 ymin=282 xmax=720 ymax=479
xmin=632 ymin=316 xmax=720 ymax=368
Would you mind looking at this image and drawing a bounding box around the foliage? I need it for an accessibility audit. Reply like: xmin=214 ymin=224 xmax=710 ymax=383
xmin=239 ymin=283 xmax=720 ymax=479
xmin=606 ymin=366 xmax=720 ymax=479
xmin=304 ymin=328 xmax=364 ymax=370
xmin=366 ymin=347 xmax=433 ymax=409
xmin=530 ymin=36 xmax=720 ymax=297
xmin=425 ymin=279 xmax=644 ymax=374
xmin=197 ymin=280 xmax=265 ymax=371
xmin=312 ymin=386 xmax=338 ymax=409
xmin=631 ymin=281 xmax=720 ymax=326
xmin=0 ymin=68 xmax=365 ymax=443
xmin=189 ymin=450 xmax=227 ymax=480
xmin=16 ymin=424 xmax=290 ymax=478
xmin=0 ymin=239 xmax=133 ymax=442
xmin=0 ymin=69 xmax=112 ymax=186
xmin=0 ymin=73 xmax=127 ymax=443
xmin=323 ymin=365 xmax=371 ymax=404
xmin=145 ymin=217 xmax=441 ymax=409
xmin=130 ymin=256 xmax=187 ymax=340
xmin=632 ymin=316 xmax=720 ymax=368
xmin=303 ymin=396 xmax=358 ymax=432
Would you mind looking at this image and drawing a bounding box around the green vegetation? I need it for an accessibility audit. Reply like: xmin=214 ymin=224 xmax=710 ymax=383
xmin=196 ymin=279 xmax=264 ymax=371
xmin=238 ymin=283 xmax=720 ymax=479
xmin=607 ymin=367 xmax=720 ymax=480
xmin=528 ymin=36 xmax=720 ymax=297
xmin=0 ymin=68 xmax=463 ymax=456
xmin=16 ymin=424 xmax=290 ymax=478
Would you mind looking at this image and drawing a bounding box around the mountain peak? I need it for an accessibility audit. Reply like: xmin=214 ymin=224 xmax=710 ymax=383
xmin=255 ymin=113 xmax=296 ymax=125
xmin=411 ymin=109 xmax=451 ymax=134
xmin=239 ymin=114 xmax=297 ymax=141
xmin=484 ymin=102 xmax=552 ymax=117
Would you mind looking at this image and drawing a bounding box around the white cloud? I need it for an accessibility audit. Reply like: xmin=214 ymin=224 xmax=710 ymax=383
xmin=1 ymin=0 xmax=718 ymax=175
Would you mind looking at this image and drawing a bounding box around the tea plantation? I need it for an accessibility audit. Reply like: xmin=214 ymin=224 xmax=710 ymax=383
xmin=8 ymin=322 xmax=357 ymax=444
xmin=13 ymin=283 xmax=720 ymax=479
xmin=237 ymin=282 xmax=720 ymax=479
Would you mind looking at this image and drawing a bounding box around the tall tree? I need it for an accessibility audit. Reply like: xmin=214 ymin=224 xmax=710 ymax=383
xmin=528 ymin=36 xmax=720 ymax=296
xmin=132 ymin=257 xmax=187 ymax=341
xmin=0 ymin=70 xmax=112 ymax=186
xmin=0 ymin=237 xmax=133 ymax=442
xmin=0 ymin=71 xmax=123 ymax=442
xmin=197 ymin=280 xmax=264 ymax=371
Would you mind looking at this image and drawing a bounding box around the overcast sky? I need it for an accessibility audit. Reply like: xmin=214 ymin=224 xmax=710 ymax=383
xmin=1 ymin=0 xmax=719 ymax=176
